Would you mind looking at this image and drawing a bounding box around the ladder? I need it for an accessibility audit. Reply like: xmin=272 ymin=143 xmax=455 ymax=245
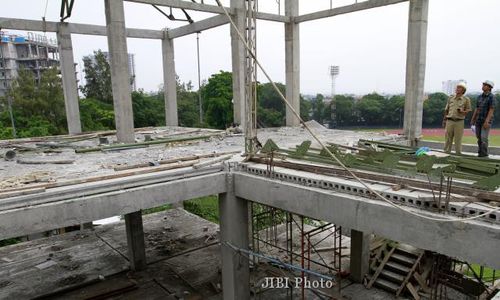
xmin=367 ymin=242 xmax=427 ymax=299
xmin=244 ymin=0 xmax=258 ymax=154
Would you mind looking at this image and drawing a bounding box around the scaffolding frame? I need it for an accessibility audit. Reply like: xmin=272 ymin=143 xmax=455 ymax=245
xmin=250 ymin=202 xmax=343 ymax=299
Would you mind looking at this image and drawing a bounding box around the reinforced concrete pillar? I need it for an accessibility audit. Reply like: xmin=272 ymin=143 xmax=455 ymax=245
xmin=285 ymin=0 xmax=300 ymax=127
xmin=162 ymin=35 xmax=178 ymax=126
xmin=56 ymin=23 xmax=82 ymax=135
xmin=403 ymin=0 xmax=429 ymax=146
xmin=350 ymin=229 xmax=370 ymax=283
xmin=219 ymin=174 xmax=250 ymax=300
xmin=230 ymin=0 xmax=246 ymax=128
xmin=124 ymin=211 xmax=147 ymax=271
xmin=105 ymin=0 xmax=135 ymax=143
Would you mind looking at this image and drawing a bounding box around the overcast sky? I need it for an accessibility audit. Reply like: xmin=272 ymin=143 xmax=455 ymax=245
xmin=1 ymin=0 xmax=499 ymax=95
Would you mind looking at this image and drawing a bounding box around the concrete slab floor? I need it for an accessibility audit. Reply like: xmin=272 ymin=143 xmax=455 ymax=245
xmin=0 ymin=207 xmax=433 ymax=300
xmin=0 ymin=125 xmax=399 ymax=185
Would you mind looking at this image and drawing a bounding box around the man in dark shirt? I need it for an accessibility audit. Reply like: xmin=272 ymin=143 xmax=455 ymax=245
xmin=471 ymin=80 xmax=495 ymax=157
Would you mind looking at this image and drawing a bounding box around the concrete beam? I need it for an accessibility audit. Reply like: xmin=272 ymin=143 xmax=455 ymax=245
xmin=350 ymin=229 xmax=370 ymax=283
xmin=162 ymin=36 xmax=178 ymax=126
xmin=295 ymin=0 xmax=409 ymax=23
xmin=285 ymin=0 xmax=300 ymax=126
xmin=233 ymin=173 xmax=500 ymax=270
xmin=167 ymin=15 xmax=229 ymax=39
xmin=125 ymin=211 xmax=147 ymax=270
xmin=219 ymin=173 xmax=250 ymax=300
xmin=57 ymin=23 xmax=82 ymax=135
xmin=105 ymin=0 xmax=135 ymax=142
xmin=0 ymin=172 xmax=226 ymax=240
xmin=126 ymin=0 xmax=288 ymax=22
xmin=403 ymin=0 xmax=428 ymax=144
xmin=230 ymin=0 xmax=246 ymax=127
xmin=0 ymin=17 xmax=163 ymax=39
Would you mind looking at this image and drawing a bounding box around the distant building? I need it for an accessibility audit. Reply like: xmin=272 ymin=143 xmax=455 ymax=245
xmin=0 ymin=31 xmax=59 ymax=97
xmin=96 ymin=51 xmax=137 ymax=91
xmin=442 ymin=79 xmax=466 ymax=95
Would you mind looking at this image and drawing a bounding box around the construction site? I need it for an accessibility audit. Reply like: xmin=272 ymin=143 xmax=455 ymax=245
xmin=0 ymin=0 xmax=499 ymax=299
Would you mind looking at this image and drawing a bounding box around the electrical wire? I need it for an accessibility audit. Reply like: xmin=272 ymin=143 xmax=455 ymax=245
xmin=214 ymin=0 xmax=500 ymax=223
xmin=223 ymin=241 xmax=336 ymax=282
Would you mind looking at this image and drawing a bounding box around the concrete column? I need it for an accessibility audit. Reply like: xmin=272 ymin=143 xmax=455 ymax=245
xmin=161 ymin=36 xmax=178 ymax=126
xmin=124 ymin=211 xmax=147 ymax=271
xmin=285 ymin=0 xmax=300 ymax=126
xmin=349 ymin=229 xmax=370 ymax=283
xmin=105 ymin=0 xmax=135 ymax=143
xmin=219 ymin=174 xmax=250 ymax=300
xmin=403 ymin=0 xmax=429 ymax=146
xmin=230 ymin=0 xmax=246 ymax=128
xmin=57 ymin=23 xmax=82 ymax=135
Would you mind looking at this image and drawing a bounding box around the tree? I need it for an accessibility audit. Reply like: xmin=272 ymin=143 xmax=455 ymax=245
xmin=201 ymin=71 xmax=233 ymax=129
xmin=423 ymin=92 xmax=448 ymax=126
xmin=132 ymin=90 xmax=165 ymax=128
xmin=257 ymin=82 xmax=286 ymax=127
xmin=311 ymin=94 xmax=326 ymax=124
xmin=80 ymin=50 xmax=112 ymax=104
xmin=0 ymin=67 xmax=67 ymax=138
xmin=357 ymin=93 xmax=385 ymax=125
xmin=334 ymin=95 xmax=355 ymax=126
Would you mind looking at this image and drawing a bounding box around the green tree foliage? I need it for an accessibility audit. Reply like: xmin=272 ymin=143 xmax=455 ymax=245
xmin=79 ymin=98 xmax=115 ymax=131
xmin=201 ymin=71 xmax=233 ymax=129
xmin=333 ymin=95 xmax=355 ymax=126
xmin=300 ymin=96 xmax=311 ymax=122
xmin=0 ymin=67 xmax=67 ymax=138
xmin=423 ymin=92 xmax=448 ymax=126
xmin=132 ymin=90 xmax=165 ymax=128
xmin=257 ymin=82 xmax=286 ymax=127
xmin=311 ymin=94 xmax=326 ymax=124
xmin=356 ymin=93 xmax=385 ymax=125
xmin=80 ymin=50 xmax=112 ymax=104
xmin=177 ymin=79 xmax=201 ymax=127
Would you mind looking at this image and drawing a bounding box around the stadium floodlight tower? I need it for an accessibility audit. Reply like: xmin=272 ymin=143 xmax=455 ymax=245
xmin=329 ymin=65 xmax=340 ymax=128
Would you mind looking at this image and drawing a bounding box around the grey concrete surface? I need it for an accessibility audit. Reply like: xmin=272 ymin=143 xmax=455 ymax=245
xmin=403 ymin=0 xmax=429 ymax=143
xmin=349 ymin=229 xmax=371 ymax=283
xmin=125 ymin=211 xmax=147 ymax=270
xmin=219 ymin=173 xmax=250 ymax=300
xmin=230 ymin=0 xmax=246 ymax=127
xmin=233 ymin=172 xmax=500 ymax=270
xmin=295 ymin=0 xmax=409 ymax=23
xmin=162 ymin=36 xmax=178 ymax=126
xmin=0 ymin=17 xmax=163 ymax=39
xmin=0 ymin=172 xmax=226 ymax=240
xmin=105 ymin=0 xmax=135 ymax=143
xmin=285 ymin=0 xmax=300 ymax=127
xmin=167 ymin=15 xmax=229 ymax=39
xmin=56 ymin=23 xmax=82 ymax=135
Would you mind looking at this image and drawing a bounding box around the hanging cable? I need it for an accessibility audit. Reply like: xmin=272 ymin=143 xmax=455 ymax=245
xmin=223 ymin=242 xmax=336 ymax=282
xmin=214 ymin=0 xmax=500 ymax=223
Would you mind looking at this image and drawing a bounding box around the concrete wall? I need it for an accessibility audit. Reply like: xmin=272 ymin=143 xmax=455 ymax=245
xmin=234 ymin=172 xmax=500 ymax=270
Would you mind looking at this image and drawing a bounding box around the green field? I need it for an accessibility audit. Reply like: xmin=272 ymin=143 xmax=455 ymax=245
xmin=421 ymin=135 xmax=500 ymax=146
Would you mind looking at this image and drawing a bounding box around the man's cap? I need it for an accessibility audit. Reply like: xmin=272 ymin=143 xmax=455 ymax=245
xmin=457 ymin=82 xmax=467 ymax=90
xmin=483 ymin=80 xmax=495 ymax=89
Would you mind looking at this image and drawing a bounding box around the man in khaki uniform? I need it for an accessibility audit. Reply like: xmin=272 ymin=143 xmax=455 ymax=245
xmin=442 ymin=82 xmax=471 ymax=155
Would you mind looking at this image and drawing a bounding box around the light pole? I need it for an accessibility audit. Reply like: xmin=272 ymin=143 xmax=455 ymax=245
xmin=196 ymin=32 xmax=203 ymax=123
xmin=329 ymin=65 xmax=340 ymax=128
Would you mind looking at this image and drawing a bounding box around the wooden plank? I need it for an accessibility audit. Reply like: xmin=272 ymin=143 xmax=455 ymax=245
xmin=414 ymin=272 xmax=430 ymax=293
xmin=396 ymin=252 xmax=424 ymax=296
xmin=0 ymin=160 xmax=199 ymax=195
xmin=367 ymin=245 xmax=395 ymax=288
xmin=0 ymin=187 xmax=45 ymax=199
xmin=406 ymin=282 xmax=421 ymax=300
